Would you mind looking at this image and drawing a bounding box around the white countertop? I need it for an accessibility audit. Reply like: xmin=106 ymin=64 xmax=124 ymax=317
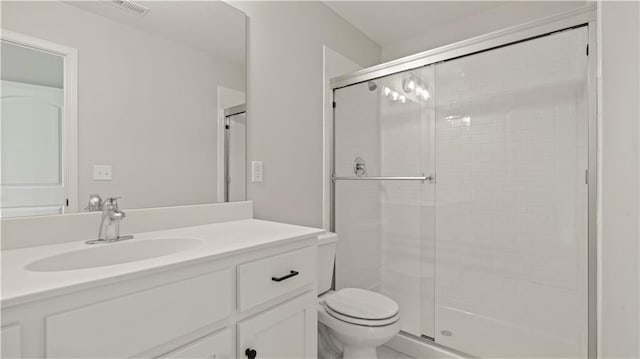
xmin=1 ymin=219 xmax=324 ymax=308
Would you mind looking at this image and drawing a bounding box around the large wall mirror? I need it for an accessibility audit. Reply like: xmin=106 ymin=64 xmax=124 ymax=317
xmin=1 ymin=1 xmax=246 ymax=218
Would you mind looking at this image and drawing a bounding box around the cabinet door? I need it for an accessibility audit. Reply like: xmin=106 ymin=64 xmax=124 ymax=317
xmin=1 ymin=324 xmax=21 ymax=358
xmin=161 ymin=328 xmax=232 ymax=359
xmin=237 ymin=291 xmax=316 ymax=359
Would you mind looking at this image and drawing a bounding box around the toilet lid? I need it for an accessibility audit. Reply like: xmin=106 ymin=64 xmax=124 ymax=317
xmin=324 ymin=305 xmax=399 ymax=327
xmin=324 ymin=288 xmax=399 ymax=320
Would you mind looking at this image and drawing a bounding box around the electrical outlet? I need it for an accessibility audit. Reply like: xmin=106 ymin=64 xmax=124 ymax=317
xmin=251 ymin=161 xmax=263 ymax=182
xmin=93 ymin=165 xmax=112 ymax=181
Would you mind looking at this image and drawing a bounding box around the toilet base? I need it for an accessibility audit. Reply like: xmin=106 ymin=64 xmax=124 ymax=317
xmin=343 ymin=345 xmax=378 ymax=359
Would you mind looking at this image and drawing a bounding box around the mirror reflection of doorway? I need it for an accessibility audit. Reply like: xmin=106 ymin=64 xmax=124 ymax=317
xmin=223 ymin=104 xmax=246 ymax=202
xmin=0 ymin=33 xmax=78 ymax=218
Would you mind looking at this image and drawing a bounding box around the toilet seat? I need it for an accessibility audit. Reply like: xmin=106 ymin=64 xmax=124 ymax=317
xmin=323 ymin=288 xmax=399 ymax=327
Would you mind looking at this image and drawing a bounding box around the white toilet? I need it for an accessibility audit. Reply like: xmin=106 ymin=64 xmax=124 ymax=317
xmin=317 ymin=233 xmax=400 ymax=359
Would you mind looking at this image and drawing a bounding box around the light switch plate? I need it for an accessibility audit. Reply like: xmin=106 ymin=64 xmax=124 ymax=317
xmin=251 ymin=161 xmax=263 ymax=182
xmin=93 ymin=165 xmax=112 ymax=181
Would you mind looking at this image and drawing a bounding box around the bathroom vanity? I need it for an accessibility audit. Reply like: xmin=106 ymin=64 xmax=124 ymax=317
xmin=1 ymin=219 xmax=323 ymax=358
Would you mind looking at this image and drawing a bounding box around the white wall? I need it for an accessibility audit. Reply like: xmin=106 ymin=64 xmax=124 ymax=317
xmin=230 ymin=1 xmax=381 ymax=228
xmin=1 ymin=1 xmax=245 ymax=210
xmin=381 ymin=1 xmax=587 ymax=62
xmin=598 ymin=2 xmax=640 ymax=358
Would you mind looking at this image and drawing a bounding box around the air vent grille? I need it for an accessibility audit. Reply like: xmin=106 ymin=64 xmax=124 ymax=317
xmin=107 ymin=0 xmax=150 ymax=16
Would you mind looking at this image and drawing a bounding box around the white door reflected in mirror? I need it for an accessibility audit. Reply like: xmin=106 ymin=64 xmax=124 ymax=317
xmin=1 ymin=36 xmax=77 ymax=218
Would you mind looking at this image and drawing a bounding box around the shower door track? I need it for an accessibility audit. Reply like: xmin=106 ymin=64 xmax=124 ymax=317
xmin=330 ymin=5 xmax=595 ymax=90
xmin=328 ymin=4 xmax=597 ymax=358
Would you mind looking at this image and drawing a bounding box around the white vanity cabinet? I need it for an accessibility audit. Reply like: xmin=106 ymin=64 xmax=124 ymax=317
xmin=1 ymin=227 xmax=320 ymax=359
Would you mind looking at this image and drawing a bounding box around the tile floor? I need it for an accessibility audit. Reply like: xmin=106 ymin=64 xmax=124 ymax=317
xmin=377 ymin=345 xmax=415 ymax=359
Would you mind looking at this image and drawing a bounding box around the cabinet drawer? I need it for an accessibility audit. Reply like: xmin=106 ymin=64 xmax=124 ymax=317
xmin=238 ymin=246 xmax=315 ymax=311
xmin=161 ymin=328 xmax=232 ymax=359
xmin=46 ymin=269 xmax=232 ymax=358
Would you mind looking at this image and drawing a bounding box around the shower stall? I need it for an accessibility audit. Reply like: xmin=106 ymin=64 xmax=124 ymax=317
xmin=329 ymin=8 xmax=596 ymax=359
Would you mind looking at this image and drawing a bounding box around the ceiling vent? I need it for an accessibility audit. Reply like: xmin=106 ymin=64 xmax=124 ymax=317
xmin=106 ymin=0 xmax=150 ymax=16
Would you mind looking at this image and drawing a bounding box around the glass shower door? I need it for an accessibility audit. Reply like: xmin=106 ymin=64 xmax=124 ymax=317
xmin=333 ymin=67 xmax=435 ymax=337
xmin=433 ymin=27 xmax=589 ymax=357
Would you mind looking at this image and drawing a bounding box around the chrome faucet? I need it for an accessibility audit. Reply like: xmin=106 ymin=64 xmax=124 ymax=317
xmin=86 ymin=197 xmax=133 ymax=244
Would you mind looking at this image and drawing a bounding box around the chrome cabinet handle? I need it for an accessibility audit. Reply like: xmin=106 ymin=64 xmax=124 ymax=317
xmin=271 ymin=270 xmax=299 ymax=282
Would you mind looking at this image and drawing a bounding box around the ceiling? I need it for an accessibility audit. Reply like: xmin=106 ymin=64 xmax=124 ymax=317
xmin=67 ymin=1 xmax=246 ymax=65
xmin=324 ymin=1 xmax=504 ymax=46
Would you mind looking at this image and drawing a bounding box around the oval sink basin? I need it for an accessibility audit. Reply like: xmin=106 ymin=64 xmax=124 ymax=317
xmin=25 ymin=238 xmax=203 ymax=272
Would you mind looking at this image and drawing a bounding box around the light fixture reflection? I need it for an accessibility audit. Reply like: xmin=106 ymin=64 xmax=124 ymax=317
xmin=402 ymin=75 xmax=431 ymax=103
xmin=444 ymin=115 xmax=471 ymax=126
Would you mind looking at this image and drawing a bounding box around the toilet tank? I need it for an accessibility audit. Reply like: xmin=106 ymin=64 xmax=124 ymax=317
xmin=317 ymin=232 xmax=338 ymax=295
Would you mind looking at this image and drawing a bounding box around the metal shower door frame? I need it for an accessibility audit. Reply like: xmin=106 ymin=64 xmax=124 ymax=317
xmin=329 ymin=5 xmax=597 ymax=358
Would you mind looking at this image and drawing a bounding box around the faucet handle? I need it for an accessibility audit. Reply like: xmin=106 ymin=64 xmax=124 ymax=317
xmin=103 ymin=196 xmax=122 ymax=210
xmin=85 ymin=194 xmax=103 ymax=211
